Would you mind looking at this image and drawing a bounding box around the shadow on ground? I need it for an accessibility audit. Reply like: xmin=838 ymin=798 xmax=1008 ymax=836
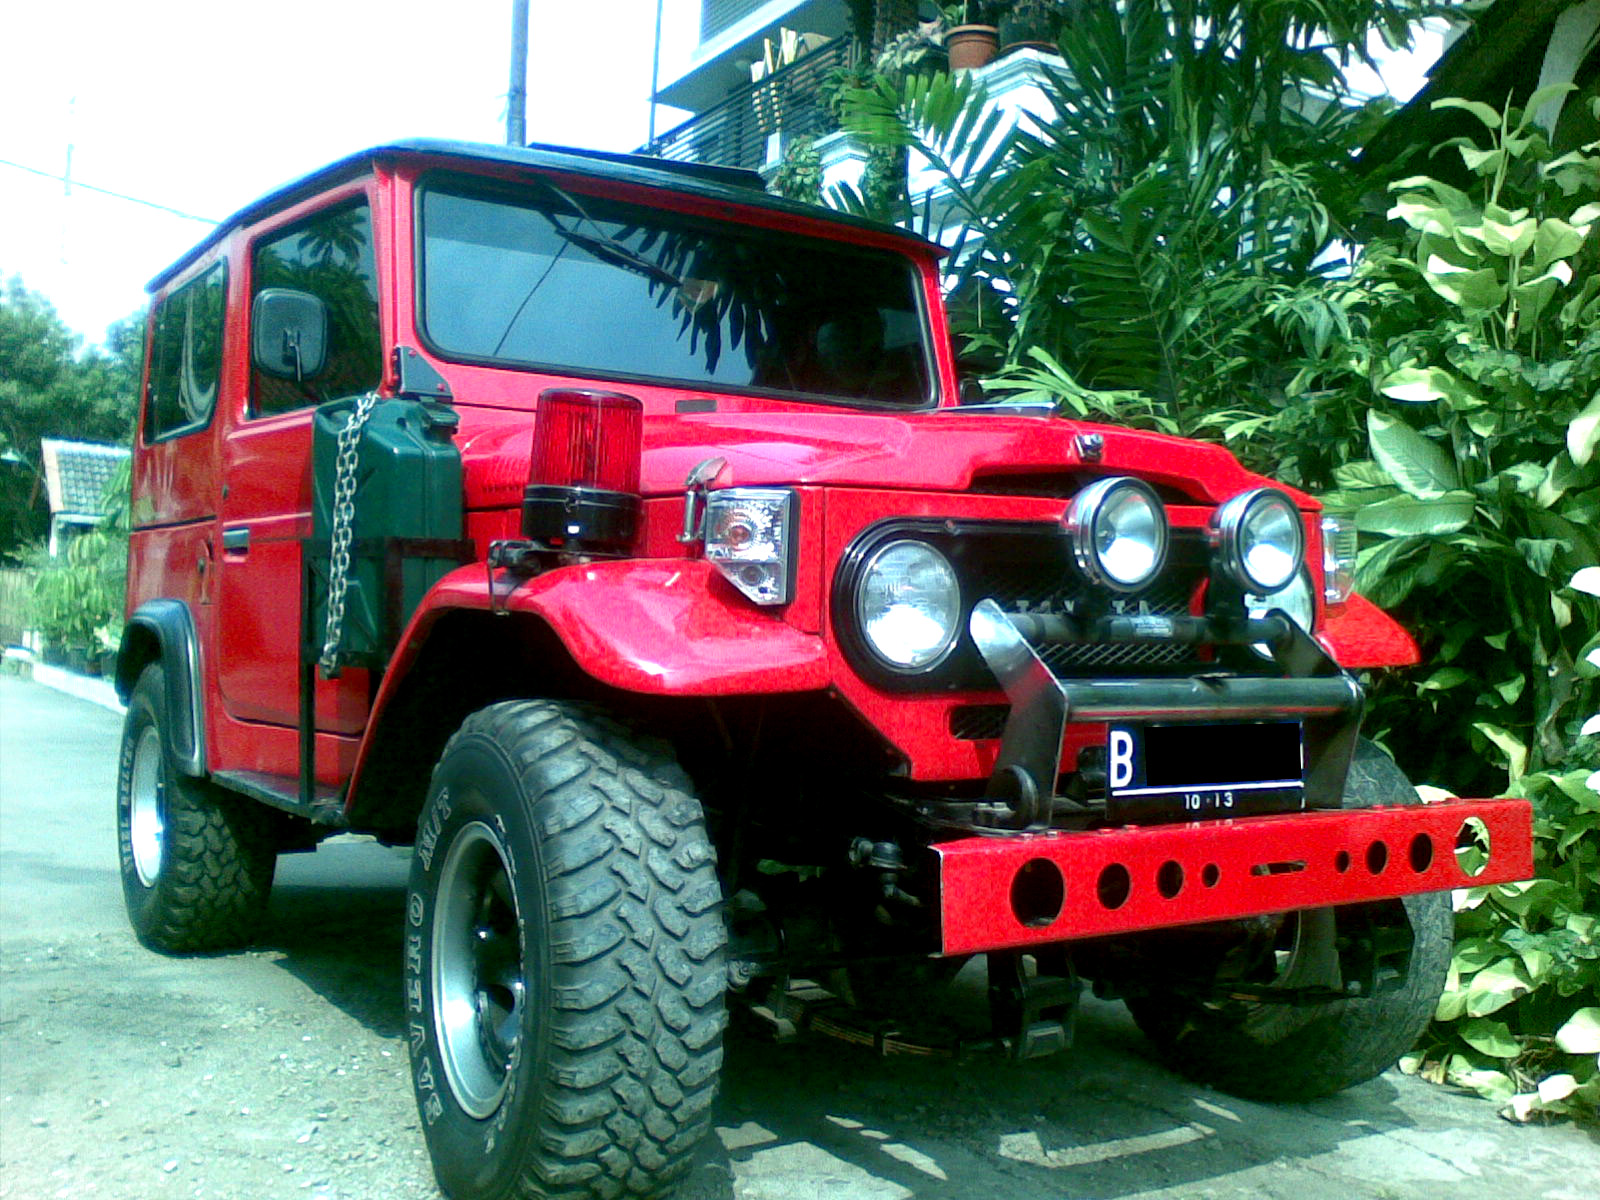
xmin=253 ymin=839 xmax=1445 ymax=1200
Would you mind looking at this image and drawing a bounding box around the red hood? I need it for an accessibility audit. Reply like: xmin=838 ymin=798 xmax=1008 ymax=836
xmin=459 ymin=409 xmax=1310 ymax=510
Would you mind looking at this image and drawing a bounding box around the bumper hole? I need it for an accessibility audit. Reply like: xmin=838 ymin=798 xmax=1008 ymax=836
xmin=1096 ymin=863 xmax=1131 ymax=910
xmin=1156 ymin=860 xmax=1184 ymax=899
xmin=1335 ymin=849 xmax=1351 ymax=873
xmin=1010 ymin=858 xmax=1065 ymax=927
xmin=1201 ymin=863 xmax=1220 ymax=888
xmin=1250 ymin=860 xmax=1306 ymax=876
xmin=1455 ymin=816 xmax=1491 ymax=878
xmin=1409 ymin=833 xmax=1434 ymax=873
xmin=1366 ymin=840 xmax=1389 ymax=875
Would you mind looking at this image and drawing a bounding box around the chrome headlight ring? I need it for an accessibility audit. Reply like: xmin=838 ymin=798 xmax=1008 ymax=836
xmin=1211 ymin=487 xmax=1305 ymax=596
xmin=1062 ymin=477 xmax=1169 ymax=593
xmin=854 ymin=539 xmax=963 ymax=673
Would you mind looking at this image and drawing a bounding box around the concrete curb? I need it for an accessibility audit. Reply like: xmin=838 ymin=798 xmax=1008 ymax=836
xmin=9 ymin=657 xmax=126 ymax=716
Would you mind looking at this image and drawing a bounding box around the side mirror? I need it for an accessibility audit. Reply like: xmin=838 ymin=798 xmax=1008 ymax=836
xmin=252 ymin=289 xmax=328 ymax=381
xmin=958 ymin=376 xmax=987 ymax=405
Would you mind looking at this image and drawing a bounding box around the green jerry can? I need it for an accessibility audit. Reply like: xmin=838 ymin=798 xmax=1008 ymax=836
xmin=307 ymin=395 xmax=467 ymax=672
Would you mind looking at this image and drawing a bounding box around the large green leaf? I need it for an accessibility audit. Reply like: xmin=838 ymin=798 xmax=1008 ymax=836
xmin=1355 ymin=493 xmax=1476 ymax=536
xmin=1432 ymin=97 xmax=1503 ymax=131
xmin=1570 ymin=394 xmax=1600 ymax=467
xmin=1378 ymin=365 xmax=1476 ymax=408
xmin=1368 ymin=409 xmax=1460 ymax=499
xmin=1459 ymin=1017 xmax=1521 ymax=1058
xmin=1555 ymin=1007 xmax=1600 ymax=1054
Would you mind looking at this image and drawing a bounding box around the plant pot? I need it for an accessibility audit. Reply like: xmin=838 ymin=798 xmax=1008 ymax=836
xmin=947 ymin=24 xmax=999 ymax=70
xmin=999 ymin=3 xmax=1059 ymax=54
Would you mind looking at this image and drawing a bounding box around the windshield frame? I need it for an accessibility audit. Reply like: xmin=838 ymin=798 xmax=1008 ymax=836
xmin=412 ymin=170 xmax=941 ymax=412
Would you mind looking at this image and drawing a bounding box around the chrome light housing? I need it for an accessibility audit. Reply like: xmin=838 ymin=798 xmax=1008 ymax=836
xmin=855 ymin=540 xmax=962 ymax=671
xmin=1321 ymin=513 xmax=1358 ymax=605
xmin=1212 ymin=488 xmax=1304 ymax=595
xmin=1062 ymin=477 xmax=1168 ymax=593
xmin=704 ymin=488 xmax=794 ymax=605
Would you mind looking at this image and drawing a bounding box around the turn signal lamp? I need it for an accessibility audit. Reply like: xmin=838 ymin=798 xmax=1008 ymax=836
xmin=522 ymin=388 xmax=643 ymax=549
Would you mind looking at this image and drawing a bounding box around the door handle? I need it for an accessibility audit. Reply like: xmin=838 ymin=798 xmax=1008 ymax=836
xmin=222 ymin=526 xmax=250 ymax=554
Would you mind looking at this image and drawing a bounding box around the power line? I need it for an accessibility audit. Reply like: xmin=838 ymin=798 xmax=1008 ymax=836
xmin=0 ymin=157 xmax=218 ymax=224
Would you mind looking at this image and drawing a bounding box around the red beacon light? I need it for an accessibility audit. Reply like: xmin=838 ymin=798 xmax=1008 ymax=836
xmin=522 ymin=388 xmax=643 ymax=550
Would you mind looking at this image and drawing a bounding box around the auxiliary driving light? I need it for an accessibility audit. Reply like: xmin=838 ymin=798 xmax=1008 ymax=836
xmin=1211 ymin=487 xmax=1304 ymax=595
xmin=1062 ymin=477 xmax=1169 ymax=592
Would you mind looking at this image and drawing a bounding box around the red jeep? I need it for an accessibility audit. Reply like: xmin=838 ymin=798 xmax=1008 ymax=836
xmin=116 ymin=140 xmax=1532 ymax=1200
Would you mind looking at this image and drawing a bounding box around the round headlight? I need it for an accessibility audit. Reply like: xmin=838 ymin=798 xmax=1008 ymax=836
xmin=1063 ymin=477 xmax=1168 ymax=592
xmin=1247 ymin=570 xmax=1315 ymax=657
xmin=856 ymin=540 xmax=962 ymax=671
xmin=1212 ymin=488 xmax=1304 ymax=595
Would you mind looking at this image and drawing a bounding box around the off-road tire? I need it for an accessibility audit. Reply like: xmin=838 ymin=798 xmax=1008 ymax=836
xmin=406 ymin=700 xmax=725 ymax=1200
xmin=117 ymin=663 xmax=277 ymax=952
xmin=1125 ymin=738 xmax=1452 ymax=1100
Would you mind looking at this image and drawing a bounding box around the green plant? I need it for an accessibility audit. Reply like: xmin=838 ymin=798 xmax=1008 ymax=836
xmin=834 ymin=1 xmax=1434 ymax=439
xmin=29 ymin=530 xmax=122 ymax=654
xmin=772 ymin=137 xmax=824 ymax=204
xmin=1328 ymin=91 xmax=1600 ymax=1122
xmin=26 ymin=458 xmax=129 ymax=657
xmin=1323 ymin=90 xmax=1600 ymax=792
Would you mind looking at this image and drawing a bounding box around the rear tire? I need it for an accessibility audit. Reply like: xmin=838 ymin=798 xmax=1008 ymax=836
xmin=1125 ymin=739 xmax=1452 ymax=1100
xmin=406 ymin=700 xmax=725 ymax=1200
xmin=116 ymin=663 xmax=277 ymax=952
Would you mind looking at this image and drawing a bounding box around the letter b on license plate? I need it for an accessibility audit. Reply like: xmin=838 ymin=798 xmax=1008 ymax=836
xmin=1107 ymin=721 xmax=1304 ymax=823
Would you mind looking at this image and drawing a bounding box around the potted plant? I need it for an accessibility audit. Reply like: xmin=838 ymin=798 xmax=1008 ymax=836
xmin=945 ymin=3 xmax=1000 ymax=70
xmin=998 ymin=0 xmax=1066 ymax=55
xmin=874 ymin=19 xmax=948 ymax=84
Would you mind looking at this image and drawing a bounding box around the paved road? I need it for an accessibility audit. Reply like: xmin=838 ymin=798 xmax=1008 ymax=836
xmin=2 ymin=673 xmax=1595 ymax=1199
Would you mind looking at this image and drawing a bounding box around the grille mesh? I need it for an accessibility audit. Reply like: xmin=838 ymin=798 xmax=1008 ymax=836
xmin=962 ymin=560 xmax=1203 ymax=675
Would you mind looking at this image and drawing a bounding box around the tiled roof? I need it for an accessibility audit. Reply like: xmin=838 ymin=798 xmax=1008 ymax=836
xmin=40 ymin=439 xmax=130 ymax=518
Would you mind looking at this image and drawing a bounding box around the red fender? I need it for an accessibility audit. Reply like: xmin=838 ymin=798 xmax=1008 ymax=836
xmin=343 ymin=559 xmax=828 ymax=813
xmin=1318 ymin=593 xmax=1420 ymax=669
xmin=378 ymin=558 xmax=827 ymax=702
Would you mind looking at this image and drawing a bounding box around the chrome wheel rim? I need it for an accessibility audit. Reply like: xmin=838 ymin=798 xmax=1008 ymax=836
xmin=129 ymin=726 xmax=165 ymax=887
xmin=432 ymin=821 xmax=527 ymax=1119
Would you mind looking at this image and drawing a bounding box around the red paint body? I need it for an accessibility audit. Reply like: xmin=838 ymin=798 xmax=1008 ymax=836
xmin=125 ymin=141 xmax=1530 ymax=959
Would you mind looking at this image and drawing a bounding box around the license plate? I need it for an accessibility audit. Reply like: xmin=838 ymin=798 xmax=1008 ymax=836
xmin=1106 ymin=721 xmax=1304 ymax=823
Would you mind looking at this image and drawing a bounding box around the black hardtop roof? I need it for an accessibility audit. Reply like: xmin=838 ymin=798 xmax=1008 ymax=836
xmin=148 ymin=138 xmax=940 ymax=292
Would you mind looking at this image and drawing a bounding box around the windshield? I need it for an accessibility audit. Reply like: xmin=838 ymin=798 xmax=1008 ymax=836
xmin=419 ymin=178 xmax=935 ymax=407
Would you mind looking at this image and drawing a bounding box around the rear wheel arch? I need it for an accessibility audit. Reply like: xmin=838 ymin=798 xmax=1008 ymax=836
xmin=116 ymin=599 xmax=205 ymax=776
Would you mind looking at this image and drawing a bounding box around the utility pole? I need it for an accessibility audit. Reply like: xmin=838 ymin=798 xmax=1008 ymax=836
xmin=507 ymin=0 xmax=528 ymax=147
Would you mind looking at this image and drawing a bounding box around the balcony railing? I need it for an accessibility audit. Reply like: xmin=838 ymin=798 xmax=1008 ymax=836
xmin=645 ymin=37 xmax=855 ymax=173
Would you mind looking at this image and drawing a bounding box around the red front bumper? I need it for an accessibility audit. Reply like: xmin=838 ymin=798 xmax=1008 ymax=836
xmin=935 ymin=798 xmax=1533 ymax=955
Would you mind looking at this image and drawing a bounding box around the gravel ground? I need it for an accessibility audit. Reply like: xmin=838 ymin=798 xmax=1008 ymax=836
xmin=3 ymin=672 xmax=1596 ymax=1200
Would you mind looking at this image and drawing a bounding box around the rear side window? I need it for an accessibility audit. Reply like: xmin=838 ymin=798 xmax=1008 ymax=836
xmin=144 ymin=262 xmax=226 ymax=441
xmin=250 ymin=201 xmax=381 ymax=415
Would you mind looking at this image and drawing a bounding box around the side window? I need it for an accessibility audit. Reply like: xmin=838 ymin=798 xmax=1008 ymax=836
xmin=144 ymin=262 xmax=225 ymax=441
xmin=250 ymin=200 xmax=381 ymax=415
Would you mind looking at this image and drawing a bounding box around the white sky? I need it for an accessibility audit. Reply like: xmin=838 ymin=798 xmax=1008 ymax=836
xmin=1 ymin=2 xmax=1444 ymax=351
xmin=1 ymin=1 xmax=696 ymax=347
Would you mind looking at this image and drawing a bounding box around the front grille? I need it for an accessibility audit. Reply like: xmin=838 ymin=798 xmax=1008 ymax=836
xmin=964 ymin=559 xmax=1200 ymax=674
xmin=951 ymin=704 xmax=1009 ymax=740
xmin=834 ymin=518 xmax=1212 ymax=693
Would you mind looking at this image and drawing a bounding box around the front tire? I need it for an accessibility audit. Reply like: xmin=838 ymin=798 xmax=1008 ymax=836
xmin=1125 ymin=739 xmax=1452 ymax=1100
xmin=116 ymin=663 xmax=277 ymax=952
xmin=406 ymin=701 xmax=725 ymax=1200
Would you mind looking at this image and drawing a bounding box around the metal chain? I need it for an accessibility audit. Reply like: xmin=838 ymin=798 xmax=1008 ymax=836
xmin=319 ymin=390 xmax=379 ymax=675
